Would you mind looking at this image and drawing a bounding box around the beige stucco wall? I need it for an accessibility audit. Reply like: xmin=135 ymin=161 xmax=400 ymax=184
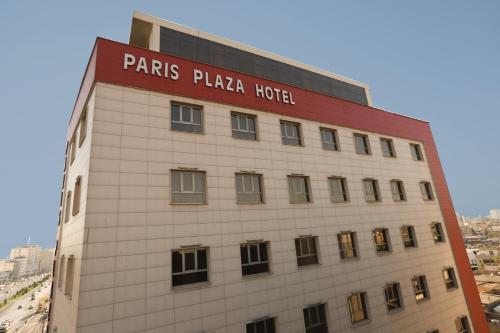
xmin=51 ymin=82 xmax=471 ymax=333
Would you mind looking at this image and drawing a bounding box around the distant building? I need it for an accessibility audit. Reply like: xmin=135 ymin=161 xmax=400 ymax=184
xmin=0 ymin=259 xmax=16 ymax=283
xmin=8 ymin=244 xmax=54 ymax=278
xmin=491 ymin=209 xmax=500 ymax=220
xmin=40 ymin=248 xmax=55 ymax=273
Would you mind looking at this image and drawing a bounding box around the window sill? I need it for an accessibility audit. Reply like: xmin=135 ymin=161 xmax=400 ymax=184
xmin=297 ymin=263 xmax=320 ymax=271
xmin=387 ymin=307 xmax=404 ymax=315
xmin=171 ymin=281 xmax=210 ymax=292
xmin=242 ymin=271 xmax=271 ymax=280
xmin=350 ymin=319 xmax=371 ymax=328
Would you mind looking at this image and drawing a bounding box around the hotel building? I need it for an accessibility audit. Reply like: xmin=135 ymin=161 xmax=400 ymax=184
xmin=48 ymin=11 xmax=488 ymax=333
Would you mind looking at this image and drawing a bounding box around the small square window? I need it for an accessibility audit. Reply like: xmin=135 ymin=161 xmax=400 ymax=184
xmin=246 ymin=317 xmax=276 ymax=333
xmin=390 ymin=180 xmax=406 ymax=201
xmin=236 ymin=173 xmax=264 ymax=204
xmin=442 ymin=267 xmax=458 ymax=290
xmin=412 ymin=275 xmax=430 ymax=302
xmin=287 ymin=176 xmax=311 ymax=203
xmin=347 ymin=292 xmax=369 ymax=324
xmin=320 ymin=127 xmax=339 ymax=151
xmin=172 ymin=247 xmax=208 ymax=287
xmin=410 ymin=143 xmax=424 ymax=161
xmin=337 ymin=232 xmax=358 ymax=259
xmin=455 ymin=316 xmax=470 ymax=333
xmin=303 ymin=303 xmax=328 ymax=333
xmin=431 ymin=222 xmax=445 ymax=242
xmin=295 ymin=237 xmax=319 ymax=266
xmin=171 ymin=102 xmax=203 ymax=133
xmin=401 ymin=225 xmax=417 ymax=248
xmin=373 ymin=228 xmax=391 ymax=252
xmin=232 ymin=112 xmax=257 ymax=140
xmin=420 ymin=181 xmax=435 ymax=201
xmin=280 ymin=121 xmax=302 ymax=146
xmin=171 ymin=170 xmax=206 ymax=204
xmin=328 ymin=177 xmax=349 ymax=203
xmin=380 ymin=138 xmax=396 ymax=157
xmin=354 ymin=133 xmax=371 ymax=155
xmin=241 ymin=242 xmax=269 ymax=276
xmin=384 ymin=283 xmax=403 ymax=312
xmin=363 ymin=179 xmax=381 ymax=202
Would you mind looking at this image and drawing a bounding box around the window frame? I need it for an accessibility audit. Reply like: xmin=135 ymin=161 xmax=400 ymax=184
xmin=455 ymin=316 xmax=470 ymax=333
xmin=328 ymin=176 xmax=349 ymax=203
xmin=240 ymin=241 xmax=270 ymax=276
xmin=64 ymin=191 xmax=72 ymax=223
xmin=401 ymin=225 xmax=417 ymax=248
xmin=303 ymin=303 xmax=329 ymax=333
xmin=353 ymin=133 xmax=371 ymax=155
xmin=295 ymin=236 xmax=319 ymax=266
xmin=412 ymin=275 xmax=430 ymax=302
xmin=170 ymin=102 xmax=203 ymax=134
xmin=246 ymin=317 xmax=276 ymax=333
xmin=337 ymin=232 xmax=358 ymax=259
xmin=390 ymin=180 xmax=406 ymax=202
xmin=319 ymin=127 xmax=340 ymax=151
xmin=380 ymin=137 xmax=396 ymax=158
xmin=347 ymin=292 xmax=369 ymax=324
xmin=235 ymin=173 xmax=264 ymax=204
xmin=442 ymin=267 xmax=458 ymax=290
xmin=64 ymin=255 xmax=75 ymax=299
xmin=431 ymin=222 xmax=445 ymax=243
xmin=72 ymin=176 xmax=82 ymax=216
xmin=373 ymin=228 xmax=391 ymax=253
xmin=57 ymin=255 xmax=65 ymax=290
xmin=171 ymin=247 xmax=209 ymax=287
xmin=69 ymin=135 xmax=76 ymax=165
xmin=280 ymin=120 xmax=303 ymax=146
xmin=410 ymin=143 xmax=424 ymax=161
xmin=231 ymin=111 xmax=258 ymax=141
xmin=78 ymin=107 xmax=88 ymax=147
xmin=171 ymin=170 xmax=207 ymax=204
xmin=287 ymin=175 xmax=312 ymax=203
xmin=384 ymin=282 xmax=403 ymax=312
xmin=420 ymin=181 xmax=435 ymax=201
xmin=362 ymin=178 xmax=381 ymax=202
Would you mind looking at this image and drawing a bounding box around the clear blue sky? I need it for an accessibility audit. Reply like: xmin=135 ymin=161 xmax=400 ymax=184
xmin=0 ymin=1 xmax=498 ymax=257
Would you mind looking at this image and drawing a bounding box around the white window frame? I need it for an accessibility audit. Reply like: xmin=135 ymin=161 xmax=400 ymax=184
xmin=171 ymin=103 xmax=203 ymax=133
xmin=320 ymin=127 xmax=339 ymax=151
xmin=232 ymin=112 xmax=257 ymax=140
xmin=303 ymin=304 xmax=328 ymax=332
xmin=235 ymin=173 xmax=263 ymax=204
xmin=420 ymin=181 xmax=434 ymax=201
xmin=431 ymin=222 xmax=445 ymax=242
xmin=287 ymin=176 xmax=311 ymax=203
xmin=295 ymin=237 xmax=318 ymax=262
xmin=390 ymin=180 xmax=406 ymax=201
xmin=171 ymin=170 xmax=206 ymax=204
xmin=401 ymin=225 xmax=417 ymax=248
xmin=338 ymin=232 xmax=357 ymax=259
xmin=241 ymin=242 xmax=269 ymax=267
xmin=329 ymin=177 xmax=349 ymax=203
xmin=442 ymin=267 xmax=458 ymax=289
xmin=280 ymin=121 xmax=302 ymax=145
xmin=354 ymin=133 xmax=370 ymax=155
xmin=384 ymin=283 xmax=402 ymax=311
xmin=380 ymin=138 xmax=396 ymax=157
xmin=363 ymin=178 xmax=380 ymax=202
xmin=410 ymin=143 xmax=424 ymax=161
xmin=171 ymin=248 xmax=208 ymax=286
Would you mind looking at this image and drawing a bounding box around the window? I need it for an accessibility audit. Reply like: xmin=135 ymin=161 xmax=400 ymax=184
xmin=363 ymin=179 xmax=381 ymax=202
xmin=72 ymin=177 xmax=81 ymax=216
xmin=57 ymin=256 xmax=65 ymax=290
xmin=328 ymin=177 xmax=349 ymax=203
xmin=384 ymin=283 xmax=403 ymax=311
xmin=390 ymin=180 xmax=406 ymax=201
xmin=401 ymin=225 xmax=417 ymax=248
xmin=354 ymin=133 xmax=370 ymax=155
xmin=303 ymin=303 xmax=328 ymax=333
xmin=455 ymin=316 xmax=470 ymax=333
xmin=232 ymin=112 xmax=257 ymax=140
xmin=64 ymin=256 xmax=74 ymax=298
xmin=171 ymin=170 xmax=206 ymax=204
xmin=295 ymin=237 xmax=319 ymax=266
xmin=420 ymin=181 xmax=435 ymax=201
xmin=246 ymin=317 xmax=276 ymax=333
xmin=280 ymin=121 xmax=302 ymax=146
xmin=347 ymin=292 xmax=369 ymax=324
xmin=412 ymin=275 xmax=430 ymax=301
xmin=241 ymin=242 xmax=269 ymax=276
xmin=373 ymin=228 xmax=391 ymax=252
xmin=287 ymin=175 xmax=311 ymax=203
xmin=442 ymin=267 xmax=458 ymax=290
xmin=410 ymin=143 xmax=424 ymax=161
xmin=78 ymin=108 xmax=88 ymax=147
xmin=380 ymin=138 xmax=396 ymax=157
xmin=431 ymin=222 xmax=445 ymax=242
xmin=236 ymin=173 xmax=264 ymax=203
xmin=171 ymin=102 xmax=202 ymax=133
xmin=337 ymin=232 xmax=357 ymax=259
xmin=69 ymin=136 xmax=76 ymax=164
xmin=172 ymin=247 xmax=208 ymax=287
xmin=320 ymin=127 xmax=339 ymax=151
xmin=64 ymin=191 xmax=72 ymax=223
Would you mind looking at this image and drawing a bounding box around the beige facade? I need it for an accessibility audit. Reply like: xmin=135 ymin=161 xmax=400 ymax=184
xmin=49 ymin=81 xmax=472 ymax=333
